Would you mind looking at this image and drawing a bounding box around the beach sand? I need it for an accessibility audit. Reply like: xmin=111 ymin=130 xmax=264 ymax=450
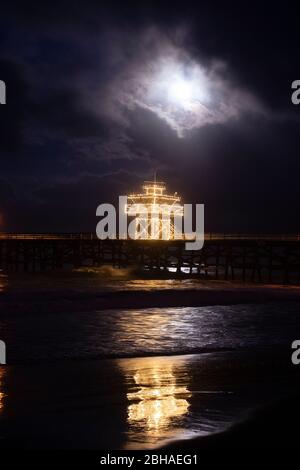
xmin=0 ymin=349 xmax=299 ymax=449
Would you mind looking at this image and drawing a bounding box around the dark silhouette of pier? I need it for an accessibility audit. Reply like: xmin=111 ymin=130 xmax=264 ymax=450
xmin=0 ymin=233 xmax=300 ymax=283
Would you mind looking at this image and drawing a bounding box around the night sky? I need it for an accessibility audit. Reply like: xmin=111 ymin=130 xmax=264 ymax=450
xmin=0 ymin=2 xmax=299 ymax=233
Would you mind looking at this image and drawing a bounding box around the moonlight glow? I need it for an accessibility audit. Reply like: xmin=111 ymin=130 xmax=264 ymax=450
xmin=168 ymin=78 xmax=193 ymax=106
xmin=131 ymin=61 xmax=214 ymax=136
xmin=158 ymin=67 xmax=208 ymax=111
xmin=109 ymin=33 xmax=263 ymax=138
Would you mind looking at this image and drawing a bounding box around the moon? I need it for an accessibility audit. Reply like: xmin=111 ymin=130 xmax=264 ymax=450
xmin=168 ymin=78 xmax=193 ymax=105
xmin=132 ymin=59 xmax=212 ymax=135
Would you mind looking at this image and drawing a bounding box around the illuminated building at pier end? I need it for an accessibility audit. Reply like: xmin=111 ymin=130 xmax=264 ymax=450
xmin=125 ymin=180 xmax=184 ymax=240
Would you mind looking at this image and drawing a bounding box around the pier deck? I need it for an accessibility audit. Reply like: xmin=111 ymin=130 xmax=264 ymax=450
xmin=0 ymin=233 xmax=300 ymax=283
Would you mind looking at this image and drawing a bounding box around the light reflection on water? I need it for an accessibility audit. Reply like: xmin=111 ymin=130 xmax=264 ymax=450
xmin=112 ymin=307 xmax=197 ymax=354
xmin=0 ymin=273 xmax=8 ymax=293
xmin=0 ymin=367 xmax=6 ymax=412
xmin=118 ymin=356 xmax=193 ymax=449
xmin=3 ymin=301 xmax=300 ymax=363
xmin=2 ymin=272 xmax=217 ymax=294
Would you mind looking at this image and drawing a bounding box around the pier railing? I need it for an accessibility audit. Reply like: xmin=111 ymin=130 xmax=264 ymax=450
xmin=0 ymin=233 xmax=300 ymax=282
xmin=0 ymin=232 xmax=299 ymax=241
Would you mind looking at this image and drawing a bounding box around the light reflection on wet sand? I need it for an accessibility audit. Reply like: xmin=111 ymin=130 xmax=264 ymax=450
xmin=0 ymin=273 xmax=8 ymax=293
xmin=0 ymin=367 xmax=6 ymax=412
xmin=118 ymin=356 xmax=193 ymax=449
xmin=0 ymin=352 xmax=297 ymax=449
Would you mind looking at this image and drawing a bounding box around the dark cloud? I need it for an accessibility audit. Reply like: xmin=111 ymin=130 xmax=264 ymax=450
xmin=0 ymin=1 xmax=299 ymax=232
xmin=0 ymin=58 xmax=29 ymax=153
xmin=3 ymin=172 xmax=139 ymax=232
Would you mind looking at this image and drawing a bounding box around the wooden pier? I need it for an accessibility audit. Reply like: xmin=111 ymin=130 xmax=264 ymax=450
xmin=0 ymin=233 xmax=300 ymax=283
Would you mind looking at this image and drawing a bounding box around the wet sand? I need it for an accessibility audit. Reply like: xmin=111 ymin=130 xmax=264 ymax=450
xmin=163 ymin=391 xmax=300 ymax=449
xmin=0 ymin=349 xmax=299 ymax=449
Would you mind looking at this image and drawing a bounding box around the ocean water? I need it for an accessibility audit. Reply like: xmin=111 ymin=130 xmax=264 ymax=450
xmin=0 ymin=272 xmax=300 ymax=449
xmin=0 ymin=270 xmax=297 ymax=363
xmin=0 ymin=301 xmax=299 ymax=363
